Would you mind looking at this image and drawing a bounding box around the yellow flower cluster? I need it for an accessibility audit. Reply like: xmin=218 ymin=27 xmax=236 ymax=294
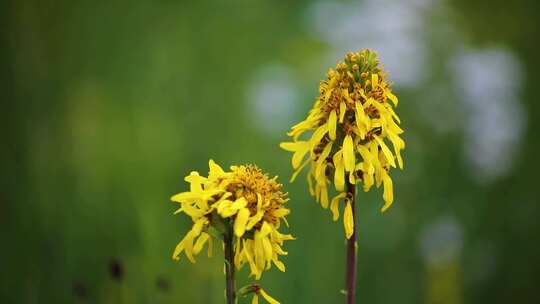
xmin=280 ymin=49 xmax=405 ymax=239
xmin=171 ymin=160 xmax=294 ymax=280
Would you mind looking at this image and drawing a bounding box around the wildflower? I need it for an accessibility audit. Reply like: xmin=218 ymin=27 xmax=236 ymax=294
xmin=171 ymin=159 xmax=294 ymax=283
xmin=280 ymin=49 xmax=404 ymax=238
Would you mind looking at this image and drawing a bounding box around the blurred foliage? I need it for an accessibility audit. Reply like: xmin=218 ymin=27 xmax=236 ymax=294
xmin=1 ymin=0 xmax=539 ymax=303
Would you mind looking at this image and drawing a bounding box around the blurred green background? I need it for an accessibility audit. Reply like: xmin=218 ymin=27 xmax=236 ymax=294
xmin=2 ymin=0 xmax=540 ymax=303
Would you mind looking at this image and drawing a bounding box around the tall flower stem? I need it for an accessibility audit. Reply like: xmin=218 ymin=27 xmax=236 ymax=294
xmin=224 ymin=226 xmax=236 ymax=304
xmin=345 ymin=182 xmax=357 ymax=304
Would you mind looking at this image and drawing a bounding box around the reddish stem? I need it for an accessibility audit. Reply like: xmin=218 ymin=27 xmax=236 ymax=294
xmin=345 ymin=182 xmax=357 ymax=304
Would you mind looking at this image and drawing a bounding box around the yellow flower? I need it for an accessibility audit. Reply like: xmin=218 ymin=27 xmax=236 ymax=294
xmin=280 ymin=49 xmax=405 ymax=238
xmin=171 ymin=160 xmax=294 ymax=279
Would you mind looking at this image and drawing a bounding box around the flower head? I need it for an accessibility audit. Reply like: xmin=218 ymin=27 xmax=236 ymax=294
xmin=280 ymin=49 xmax=405 ymax=238
xmin=171 ymin=160 xmax=294 ymax=279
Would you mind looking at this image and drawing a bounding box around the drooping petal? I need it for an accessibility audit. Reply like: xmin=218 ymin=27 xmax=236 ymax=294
xmin=374 ymin=135 xmax=396 ymax=168
xmin=246 ymin=195 xmax=265 ymax=230
xmin=333 ymin=151 xmax=345 ymax=192
xmin=308 ymin=124 xmax=329 ymax=150
xmin=344 ymin=200 xmax=354 ymax=239
xmin=320 ymin=185 xmax=329 ymax=208
xmin=272 ymin=258 xmax=285 ymax=272
xmin=354 ymin=103 xmax=368 ymax=137
xmin=381 ymin=173 xmax=394 ymax=212
xmin=290 ymin=159 xmax=310 ymax=182
xmin=387 ymin=131 xmax=405 ymax=169
xmin=386 ymin=91 xmax=398 ymax=106
xmin=193 ymin=232 xmax=210 ymax=255
xmin=180 ymin=203 xmax=205 ymax=219
xmin=328 ymin=110 xmax=337 ymax=140
xmin=343 ymin=135 xmax=356 ymax=172
xmin=339 ymin=101 xmax=347 ymax=123
xmin=172 ymin=238 xmax=185 ymax=261
xmin=234 ymin=208 xmax=251 ymax=237
xmin=280 ymin=141 xmax=310 ymax=169
xmin=330 ymin=193 xmax=346 ymax=221
xmin=260 ymin=288 xmax=280 ymax=304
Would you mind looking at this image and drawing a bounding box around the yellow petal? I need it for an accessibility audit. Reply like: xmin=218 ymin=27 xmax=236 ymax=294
xmin=180 ymin=203 xmax=204 ymax=219
xmin=354 ymin=103 xmax=369 ymax=137
xmin=218 ymin=197 xmax=248 ymax=217
xmin=192 ymin=232 xmax=210 ymax=255
xmin=348 ymin=170 xmax=355 ymax=184
xmin=234 ymin=238 xmax=242 ymax=268
xmin=320 ymin=185 xmax=329 ymax=209
xmin=279 ymin=141 xmax=310 ymax=169
xmin=363 ymin=171 xmax=374 ymax=192
xmin=307 ymin=172 xmax=315 ymax=196
xmin=339 ymin=102 xmax=347 ymax=123
xmin=279 ymin=141 xmax=304 ymax=152
xmin=208 ymin=159 xmax=226 ymax=178
xmin=184 ymin=171 xmax=207 ymax=193
xmin=246 ymin=195 xmax=264 ymax=230
xmin=262 ymin=237 xmax=273 ymax=261
xmin=344 ymin=201 xmax=354 ymax=239
xmin=386 ymin=91 xmax=398 ymax=106
xmin=183 ymin=237 xmax=196 ymax=263
xmin=172 ymin=238 xmax=185 ymax=261
xmin=234 ymin=208 xmax=251 ymax=237
xmin=252 ymin=295 xmax=259 ymax=304
xmin=259 ymin=222 xmax=273 ymax=237
xmin=330 ymin=193 xmax=346 ymax=221
xmin=333 ymin=151 xmax=345 ymax=192
xmin=357 ymin=145 xmax=373 ymax=163
xmin=290 ymin=159 xmax=309 ymax=182
xmin=328 ymin=110 xmax=337 ymax=140
xmin=372 ymin=73 xmax=379 ymax=89
xmin=309 ymin=124 xmax=329 ymax=150
xmin=343 ymin=135 xmax=356 ymax=172
xmin=314 ymin=141 xmax=333 ymax=183
xmin=373 ymin=135 xmax=396 ymax=168
xmin=388 ymin=131 xmax=405 ymax=169
xmin=260 ymin=288 xmax=280 ymax=304
xmin=324 ymin=88 xmax=333 ymax=102
xmin=381 ymin=173 xmax=394 ymax=212
xmin=388 ymin=120 xmax=404 ymax=136
xmin=318 ymin=141 xmax=333 ymax=165
xmin=231 ymin=197 xmax=248 ymax=209
xmin=272 ymin=243 xmax=287 ymax=255
xmin=385 ymin=104 xmax=401 ymax=123
xmin=273 ymin=208 xmax=290 ymax=218
xmin=243 ymin=240 xmax=258 ymax=277
xmin=273 ymin=258 xmax=286 ymax=272
xmin=170 ymin=191 xmax=201 ymax=203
